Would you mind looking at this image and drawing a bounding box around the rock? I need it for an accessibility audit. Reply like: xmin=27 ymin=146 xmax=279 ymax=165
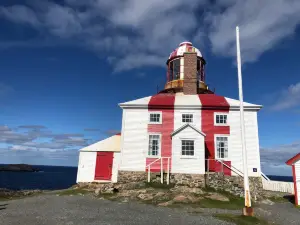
xmin=261 ymin=199 xmax=274 ymax=205
xmin=206 ymin=193 xmax=229 ymax=202
xmin=173 ymin=195 xmax=189 ymax=203
xmin=137 ymin=193 xmax=154 ymax=201
xmin=170 ymin=186 xmax=203 ymax=195
xmin=101 ymin=188 xmax=115 ymax=194
xmin=158 ymin=201 xmax=173 ymax=207
xmin=95 ymin=188 xmax=101 ymax=196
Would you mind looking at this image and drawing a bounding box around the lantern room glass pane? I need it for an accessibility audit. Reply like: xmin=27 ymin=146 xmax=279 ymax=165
xmin=169 ymin=59 xmax=180 ymax=81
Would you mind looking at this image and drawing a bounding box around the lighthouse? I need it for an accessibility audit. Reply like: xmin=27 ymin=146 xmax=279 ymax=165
xmin=76 ymin=41 xmax=263 ymax=197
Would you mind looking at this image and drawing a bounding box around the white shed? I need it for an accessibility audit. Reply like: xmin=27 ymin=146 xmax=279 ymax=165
xmin=286 ymin=153 xmax=300 ymax=206
xmin=76 ymin=134 xmax=121 ymax=183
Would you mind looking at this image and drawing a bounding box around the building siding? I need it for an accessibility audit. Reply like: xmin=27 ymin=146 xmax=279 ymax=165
xmin=228 ymin=110 xmax=261 ymax=177
xmin=112 ymin=152 xmax=121 ymax=183
xmin=76 ymin=151 xmax=97 ymax=183
xmin=119 ymin=109 xmax=148 ymax=171
xmin=171 ymin=126 xmax=205 ymax=174
xmin=199 ymin=94 xmax=230 ymax=173
xmin=147 ymin=94 xmax=175 ymax=171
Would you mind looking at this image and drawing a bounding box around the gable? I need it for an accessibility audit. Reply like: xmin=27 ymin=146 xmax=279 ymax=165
xmin=286 ymin=153 xmax=300 ymax=166
xmin=171 ymin=124 xmax=206 ymax=137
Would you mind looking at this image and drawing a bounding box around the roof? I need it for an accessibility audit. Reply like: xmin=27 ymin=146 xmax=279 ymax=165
xmin=171 ymin=124 xmax=206 ymax=137
xmin=169 ymin=42 xmax=202 ymax=60
xmin=80 ymin=134 xmax=121 ymax=152
xmin=119 ymin=93 xmax=262 ymax=110
xmin=286 ymin=153 xmax=300 ymax=166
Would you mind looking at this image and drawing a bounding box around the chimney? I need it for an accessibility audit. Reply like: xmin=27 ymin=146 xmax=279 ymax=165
xmin=183 ymin=52 xmax=198 ymax=95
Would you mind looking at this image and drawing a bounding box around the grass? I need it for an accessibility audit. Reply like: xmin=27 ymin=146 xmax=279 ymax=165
xmin=267 ymin=196 xmax=289 ymax=203
xmin=190 ymin=197 xmax=244 ymax=210
xmin=214 ymin=214 xmax=269 ymax=225
xmin=57 ymin=188 xmax=90 ymax=196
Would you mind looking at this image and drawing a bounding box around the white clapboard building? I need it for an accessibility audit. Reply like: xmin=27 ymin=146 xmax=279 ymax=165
xmin=77 ymin=41 xmax=263 ymax=184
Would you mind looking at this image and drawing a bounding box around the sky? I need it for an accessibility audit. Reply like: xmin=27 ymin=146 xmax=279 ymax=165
xmin=0 ymin=0 xmax=300 ymax=176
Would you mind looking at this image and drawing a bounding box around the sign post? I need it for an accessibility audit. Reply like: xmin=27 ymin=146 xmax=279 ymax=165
xmin=236 ymin=26 xmax=253 ymax=216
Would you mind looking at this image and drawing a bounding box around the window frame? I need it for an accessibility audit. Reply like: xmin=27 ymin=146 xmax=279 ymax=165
xmin=147 ymin=133 xmax=162 ymax=158
xmin=214 ymin=113 xmax=228 ymax=126
xmin=214 ymin=135 xmax=229 ymax=160
xmin=149 ymin=112 xmax=162 ymax=124
xmin=180 ymin=138 xmax=196 ymax=159
xmin=181 ymin=113 xmax=194 ymax=124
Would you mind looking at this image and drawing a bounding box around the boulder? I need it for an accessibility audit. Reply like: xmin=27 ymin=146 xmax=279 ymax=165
xmin=206 ymin=193 xmax=229 ymax=202
xmin=158 ymin=201 xmax=173 ymax=207
xmin=137 ymin=193 xmax=154 ymax=201
xmin=173 ymin=195 xmax=189 ymax=203
xmin=260 ymin=199 xmax=274 ymax=205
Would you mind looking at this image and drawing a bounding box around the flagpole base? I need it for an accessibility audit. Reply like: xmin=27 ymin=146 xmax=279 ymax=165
xmin=243 ymin=207 xmax=254 ymax=216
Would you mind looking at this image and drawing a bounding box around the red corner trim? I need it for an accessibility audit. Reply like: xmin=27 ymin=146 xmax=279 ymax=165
xmin=292 ymin=165 xmax=299 ymax=206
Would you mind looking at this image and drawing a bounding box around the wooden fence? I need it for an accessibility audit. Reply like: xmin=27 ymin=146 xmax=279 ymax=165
xmin=262 ymin=179 xmax=294 ymax=194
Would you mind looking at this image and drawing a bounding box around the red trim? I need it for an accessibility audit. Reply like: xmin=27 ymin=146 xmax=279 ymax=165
xmin=199 ymin=94 xmax=230 ymax=174
xmin=115 ymin=133 xmax=121 ymax=136
xmin=292 ymin=165 xmax=299 ymax=205
xmin=286 ymin=153 xmax=300 ymax=166
xmin=146 ymin=94 xmax=175 ymax=172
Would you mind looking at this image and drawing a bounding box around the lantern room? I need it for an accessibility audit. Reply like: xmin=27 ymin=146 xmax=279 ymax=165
xmin=161 ymin=41 xmax=213 ymax=94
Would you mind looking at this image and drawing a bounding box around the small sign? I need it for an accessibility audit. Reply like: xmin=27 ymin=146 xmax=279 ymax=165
xmin=253 ymin=168 xmax=257 ymax=172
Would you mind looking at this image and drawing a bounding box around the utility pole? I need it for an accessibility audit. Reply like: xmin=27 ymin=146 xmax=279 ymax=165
xmin=236 ymin=26 xmax=253 ymax=216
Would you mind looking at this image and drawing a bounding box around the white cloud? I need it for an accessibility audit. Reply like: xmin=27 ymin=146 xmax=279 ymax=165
xmin=260 ymin=141 xmax=300 ymax=175
xmin=1 ymin=0 xmax=300 ymax=71
xmin=270 ymin=82 xmax=300 ymax=111
xmin=206 ymin=0 xmax=300 ymax=63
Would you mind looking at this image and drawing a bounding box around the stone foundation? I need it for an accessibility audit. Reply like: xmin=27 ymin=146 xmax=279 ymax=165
xmin=118 ymin=171 xmax=147 ymax=183
xmin=117 ymin=171 xmax=264 ymax=199
xmin=170 ymin=173 xmax=205 ymax=188
xmin=205 ymin=173 xmax=263 ymax=199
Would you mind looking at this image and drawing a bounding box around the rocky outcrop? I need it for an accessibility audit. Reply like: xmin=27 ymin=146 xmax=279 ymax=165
xmin=0 ymin=188 xmax=42 ymax=199
xmin=0 ymin=164 xmax=39 ymax=172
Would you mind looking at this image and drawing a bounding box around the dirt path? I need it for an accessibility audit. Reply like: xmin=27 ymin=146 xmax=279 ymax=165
xmin=0 ymin=195 xmax=233 ymax=225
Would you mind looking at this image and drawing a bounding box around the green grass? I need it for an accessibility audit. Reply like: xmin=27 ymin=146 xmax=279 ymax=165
xmin=193 ymin=197 xmax=244 ymax=210
xmin=214 ymin=214 xmax=269 ymax=225
xmin=267 ymin=196 xmax=289 ymax=203
xmin=57 ymin=188 xmax=90 ymax=196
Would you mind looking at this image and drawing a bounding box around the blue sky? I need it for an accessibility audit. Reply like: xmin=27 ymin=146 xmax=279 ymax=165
xmin=0 ymin=0 xmax=299 ymax=176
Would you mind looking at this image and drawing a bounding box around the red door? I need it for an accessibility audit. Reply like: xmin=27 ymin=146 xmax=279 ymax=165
xmin=94 ymin=152 xmax=113 ymax=180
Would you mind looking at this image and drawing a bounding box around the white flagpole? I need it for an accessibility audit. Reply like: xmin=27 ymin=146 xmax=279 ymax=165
xmin=236 ymin=26 xmax=252 ymax=213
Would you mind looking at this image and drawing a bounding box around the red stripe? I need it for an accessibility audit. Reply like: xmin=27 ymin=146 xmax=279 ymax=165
xmin=147 ymin=94 xmax=175 ymax=172
xmin=199 ymin=94 xmax=231 ymax=175
xmin=292 ymin=165 xmax=299 ymax=205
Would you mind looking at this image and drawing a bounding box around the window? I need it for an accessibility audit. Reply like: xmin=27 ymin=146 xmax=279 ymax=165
xmin=216 ymin=136 xmax=228 ymax=159
xmin=182 ymin=114 xmax=193 ymax=123
xmin=148 ymin=134 xmax=160 ymax=156
xmin=169 ymin=59 xmax=181 ymax=81
xmin=149 ymin=112 xmax=161 ymax=124
xmin=181 ymin=140 xmax=194 ymax=156
xmin=215 ymin=114 xmax=228 ymax=125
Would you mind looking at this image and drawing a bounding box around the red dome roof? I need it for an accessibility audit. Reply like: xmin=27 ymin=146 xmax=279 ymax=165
xmin=169 ymin=42 xmax=202 ymax=60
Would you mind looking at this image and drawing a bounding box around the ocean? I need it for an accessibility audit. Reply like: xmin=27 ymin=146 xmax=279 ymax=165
xmin=0 ymin=165 xmax=294 ymax=190
xmin=0 ymin=165 xmax=78 ymax=190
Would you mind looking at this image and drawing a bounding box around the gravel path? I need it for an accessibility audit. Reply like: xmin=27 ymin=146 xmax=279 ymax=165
xmin=256 ymin=202 xmax=300 ymax=225
xmin=0 ymin=195 xmax=233 ymax=225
